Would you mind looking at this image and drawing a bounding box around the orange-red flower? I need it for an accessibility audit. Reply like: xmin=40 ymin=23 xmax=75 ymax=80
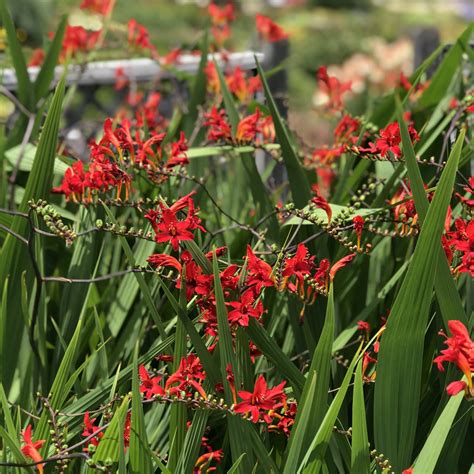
xmin=21 ymin=425 xmax=45 ymax=473
xmin=329 ymin=253 xmax=356 ymax=281
xmin=434 ymin=320 xmax=474 ymax=397
xmin=234 ymin=375 xmax=286 ymax=423
xmin=353 ymin=215 xmax=365 ymax=251
xmin=255 ymin=14 xmax=288 ymax=42
xmin=316 ymin=66 xmax=352 ymax=112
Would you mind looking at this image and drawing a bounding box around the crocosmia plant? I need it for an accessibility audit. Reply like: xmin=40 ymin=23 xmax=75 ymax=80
xmin=0 ymin=1 xmax=472 ymax=472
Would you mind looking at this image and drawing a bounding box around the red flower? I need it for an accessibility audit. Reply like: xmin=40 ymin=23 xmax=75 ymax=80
xmin=375 ymin=121 xmax=419 ymax=158
xmin=167 ymin=131 xmax=189 ymax=168
xmin=128 ymin=19 xmax=156 ymax=55
xmin=28 ymin=48 xmax=45 ymax=67
xmin=58 ymin=25 xmax=101 ymax=60
xmin=204 ymin=107 xmax=233 ymax=143
xmin=80 ymin=0 xmax=113 ymax=15
xmin=245 ymin=245 xmax=275 ymax=292
xmin=227 ymin=289 xmax=264 ymax=327
xmin=282 ymin=243 xmax=315 ymax=295
xmin=357 ymin=320 xmax=370 ymax=333
xmin=456 ymin=176 xmax=474 ymax=208
xmin=255 ymin=14 xmax=288 ymax=42
xmin=329 ymin=253 xmax=356 ymax=281
xmin=165 ymin=355 xmax=207 ymax=399
xmin=139 ymin=365 xmax=165 ymax=399
xmin=208 ymin=2 xmax=235 ymax=25
xmin=234 ymin=375 xmax=286 ymax=423
xmin=147 ymin=253 xmax=182 ymax=272
xmin=434 ymin=320 xmax=474 ymax=397
xmin=235 ymin=108 xmax=262 ymax=143
xmin=316 ymin=66 xmax=352 ymax=112
xmin=311 ymin=192 xmax=332 ymax=224
xmin=353 ymin=215 xmax=365 ymax=251
xmin=82 ymin=412 xmax=104 ymax=450
xmin=21 ymin=425 xmax=45 ymax=473
xmin=446 ymin=380 xmax=467 ymax=396
xmin=334 ymin=114 xmax=360 ymax=144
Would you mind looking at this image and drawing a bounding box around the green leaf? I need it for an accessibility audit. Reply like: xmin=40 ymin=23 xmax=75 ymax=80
xmin=412 ymin=392 xmax=464 ymax=473
xmin=255 ymin=56 xmax=311 ymax=208
xmin=129 ymin=345 xmax=153 ymax=473
xmin=397 ymin=101 xmax=468 ymax=328
xmin=34 ymin=15 xmax=67 ymax=102
xmin=299 ymin=349 xmax=360 ymax=473
xmin=284 ymin=286 xmax=335 ymax=472
xmin=93 ymin=396 xmax=130 ymax=464
xmin=350 ymin=361 xmax=370 ymax=474
xmin=419 ymin=24 xmax=473 ymax=108
xmin=0 ymin=0 xmax=33 ymax=109
xmin=373 ymin=130 xmax=465 ymax=471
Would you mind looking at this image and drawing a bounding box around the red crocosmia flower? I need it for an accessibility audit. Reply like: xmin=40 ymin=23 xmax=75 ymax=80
xmin=227 ymin=289 xmax=264 ymax=327
xmin=245 ymin=245 xmax=275 ymax=292
xmin=329 ymin=253 xmax=356 ymax=282
xmin=402 ymin=468 xmax=413 ymax=474
xmin=82 ymin=412 xmax=104 ymax=450
xmin=234 ymin=375 xmax=286 ymax=423
xmin=260 ymin=115 xmax=275 ymax=143
xmin=123 ymin=413 xmax=131 ymax=448
xmin=28 ymin=48 xmax=45 ymax=67
xmin=235 ymin=108 xmax=262 ymax=143
xmin=161 ymin=47 xmax=182 ymax=66
xmin=255 ymin=14 xmax=289 ymax=42
xmin=139 ymin=365 xmax=165 ymax=399
xmin=282 ymin=243 xmax=315 ymax=295
xmin=311 ymin=193 xmax=332 ymax=224
xmin=446 ymin=218 xmax=474 ymax=277
xmin=352 ymin=215 xmax=365 ymax=251
xmin=357 ymin=320 xmax=370 ymax=333
xmin=151 ymin=208 xmax=194 ymax=251
xmin=58 ymin=25 xmax=101 ymax=60
xmin=204 ymin=107 xmax=233 ymax=143
xmin=311 ymin=146 xmax=345 ymax=166
xmin=21 ymin=425 xmax=45 ymax=473
xmin=208 ymin=2 xmax=235 ymax=25
xmin=167 ymin=131 xmax=189 ymax=168
xmin=128 ymin=19 xmax=156 ymax=55
xmin=165 ymin=355 xmax=207 ymax=398
xmin=147 ymin=253 xmax=182 ymax=273
xmin=80 ymin=0 xmax=113 ymax=15
xmin=205 ymin=62 xmax=220 ymax=95
xmin=375 ymin=121 xmax=419 ymax=158
xmin=334 ymin=114 xmax=360 ymax=145
xmin=316 ymin=66 xmax=352 ymax=112
xmin=362 ymin=351 xmax=377 ymax=382
xmin=434 ymin=320 xmax=474 ymax=397
xmin=114 ymin=67 xmax=129 ymax=90
xmin=52 ymin=160 xmax=88 ymax=202
xmin=194 ymin=448 xmax=224 ymax=473
xmin=446 ymin=380 xmax=467 ymax=396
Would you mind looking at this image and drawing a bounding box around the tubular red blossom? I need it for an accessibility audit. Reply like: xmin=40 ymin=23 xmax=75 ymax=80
xmin=282 ymin=243 xmax=315 ymax=295
xmin=311 ymin=193 xmax=332 ymax=224
xmin=353 ymin=215 xmax=365 ymax=251
xmin=245 ymin=245 xmax=275 ymax=292
xmin=82 ymin=412 xmax=104 ymax=450
xmin=57 ymin=25 xmax=101 ymax=60
xmin=446 ymin=380 xmax=467 ymax=396
xmin=357 ymin=320 xmax=370 ymax=333
xmin=139 ymin=365 xmax=165 ymax=399
xmin=165 ymin=355 xmax=206 ymax=397
xmin=234 ymin=375 xmax=286 ymax=423
xmin=208 ymin=2 xmax=235 ymax=25
xmin=167 ymin=131 xmax=189 ymax=168
xmin=434 ymin=320 xmax=474 ymax=396
xmin=128 ymin=19 xmax=156 ymax=55
xmin=255 ymin=14 xmax=289 ymax=42
xmin=204 ymin=107 xmax=233 ymax=143
xmin=21 ymin=425 xmax=45 ymax=473
xmin=147 ymin=253 xmax=182 ymax=272
xmin=235 ymin=108 xmax=262 ymax=143
xmin=316 ymin=66 xmax=352 ymax=112
xmin=227 ymin=289 xmax=264 ymax=327
xmin=329 ymin=253 xmax=356 ymax=281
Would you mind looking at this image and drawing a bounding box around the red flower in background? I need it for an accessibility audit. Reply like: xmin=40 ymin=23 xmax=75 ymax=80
xmin=316 ymin=66 xmax=352 ymax=112
xmin=434 ymin=320 xmax=474 ymax=397
xmin=128 ymin=19 xmax=156 ymax=55
xmin=80 ymin=0 xmax=113 ymax=15
xmin=311 ymin=192 xmax=332 ymax=224
xmin=234 ymin=375 xmax=286 ymax=422
xmin=329 ymin=253 xmax=356 ymax=282
xmin=204 ymin=107 xmax=233 ymax=143
xmin=167 ymin=131 xmax=189 ymax=168
xmin=28 ymin=48 xmax=45 ymax=67
xmin=208 ymin=2 xmax=235 ymax=45
xmin=21 ymin=425 xmax=45 ymax=473
xmin=57 ymin=25 xmax=101 ymax=60
xmin=235 ymin=108 xmax=262 ymax=143
xmin=255 ymin=14 xmax=288 ymax=42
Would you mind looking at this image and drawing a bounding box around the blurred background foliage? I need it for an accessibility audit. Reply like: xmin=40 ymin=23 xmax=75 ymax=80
xmin=2 ymin=0 xmax=472 ymax=142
